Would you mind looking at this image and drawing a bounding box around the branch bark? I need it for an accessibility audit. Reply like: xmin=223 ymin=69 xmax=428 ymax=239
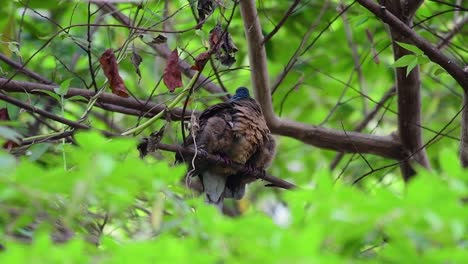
xmin=330 ymin=86 xmax=396 ymax=169
xmin=383 ymin=0 xmax=431 ymax=180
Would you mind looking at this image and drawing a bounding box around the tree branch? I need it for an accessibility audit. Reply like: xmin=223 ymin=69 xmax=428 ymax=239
xmin=262 ymin=0 xmax=301 ymax=45
xmin=330 ymin=86 xmax=396 ymax=169
xmin=156 ymin=143 xmax=296 ymax=190
xmin=239 ymin=0 xmax=279 ymax=127
xmin=355 ymin=0 xmax=468 ymax=91
xmin=384 ymin=0 xmax=431 ymax=180
xmin=0 ymin=53 xmax=53 ymax=85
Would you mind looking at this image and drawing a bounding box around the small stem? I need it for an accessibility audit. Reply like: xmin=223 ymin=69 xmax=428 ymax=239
xmin=60 ymin=95 xmax=67 ymax=170
xmin=22 ymin=131 xmax=70 ymax=143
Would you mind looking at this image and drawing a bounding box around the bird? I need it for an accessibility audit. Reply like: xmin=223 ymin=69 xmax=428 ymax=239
xmin=176 ymin=87 xmax=276 ymax=208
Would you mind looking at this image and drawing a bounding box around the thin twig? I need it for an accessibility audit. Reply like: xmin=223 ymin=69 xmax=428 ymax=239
xmin=262 ymin=0 xmax=301 ymax=44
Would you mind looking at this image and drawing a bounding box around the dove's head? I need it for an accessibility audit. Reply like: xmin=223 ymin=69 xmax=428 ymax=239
xmin=231 ymin=87 xmax=250 ymax=101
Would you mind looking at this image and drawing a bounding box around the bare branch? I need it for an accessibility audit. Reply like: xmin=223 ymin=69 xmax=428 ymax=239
xmin=239 ymin=0 xmax=279 ymax=127
xmin=262 ymin=0 xmax=301 ymax=44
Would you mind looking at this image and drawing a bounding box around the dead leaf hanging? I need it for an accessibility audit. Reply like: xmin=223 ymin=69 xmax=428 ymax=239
xmin=197 ymin=0 xmax=215 ymax=23
xmin=190 ymin=51 xmax=211 ymax=71
xmin=209 ymin=24 xmax=238 ymax=67
xmin=163 ymin=49 xmax=183 ymax=92
xmin=99 ymin=49 xmax=130 ymax=98
xmin=131 ymin=46 xmax=143 ymax=83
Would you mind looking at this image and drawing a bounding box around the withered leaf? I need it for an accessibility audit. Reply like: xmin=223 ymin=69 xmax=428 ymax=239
xmin=197 ymin=0 xmax=215 ymax=22
xmin=99 ymin=49 xmax=129 ymax=98
xmin=190 ymin=51 xmax=210 ymax=71
xmin=209 ymin=24 xmax=238 ymax=67
xmin=209 ymin=24 xmax=223 ymax=50
xmin=131 ymin=46 xmax=143 ymax=83
xmin=163 ymin=49 xmax=183 ymax=92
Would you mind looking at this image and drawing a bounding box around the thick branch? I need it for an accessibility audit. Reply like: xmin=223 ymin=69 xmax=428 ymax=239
xmin=330 ymin=86 xmax=396 ymax=168
xmin=356 ymin=0 xmax=468 ymax=91
xmin=274 ymin=120 xmax=403 ymax=159
xmin=239 ymin=0 xmax=279 ymax=127
xmin=157 ymin=143 xmax=296 ymax=190
xmin=385 ymin=0 xmax=431 ymax=180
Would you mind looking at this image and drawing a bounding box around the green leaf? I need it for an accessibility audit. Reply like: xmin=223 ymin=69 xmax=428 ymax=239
xmin=0 ymin=126 xmax=22 ymax=143
xmin=32 ymin=90 xmax=61 ymax=103
xmin=433 ymin=68 xmax=445 ymax=76
xmin=0 ymin=152 xmax=16 ymax=171
xmin=406 ymin=59 xmax=418 ymax=76
xmin=7 ymin=42 xmax=20 ymax=57
xmin=27 ymin=143 xmax=51 ymax=161
xmin=54 ymin=78 xmax=72 ymax=96
xmin=417 ymin=55 xmax=430 ymax=64
xmin=66 ymin=95 xmax=88 ymax=102
xmin=396 ymin=41 xmax=424 ymax=55
xmin=355 ymin=16 xmax=370 ymax=27
xmin=392 ymin=54 xmax=417 ymax=68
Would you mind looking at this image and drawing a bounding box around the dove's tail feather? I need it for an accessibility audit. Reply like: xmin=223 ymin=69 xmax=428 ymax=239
xmin=201 ymin=172 xmax=226 ymax=208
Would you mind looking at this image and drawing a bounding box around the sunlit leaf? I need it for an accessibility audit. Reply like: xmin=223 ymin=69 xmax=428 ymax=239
xmin=396 ymin=41 xmax=424 ymax=56
xmin=392 ymin=54 xmax=417 ymax=68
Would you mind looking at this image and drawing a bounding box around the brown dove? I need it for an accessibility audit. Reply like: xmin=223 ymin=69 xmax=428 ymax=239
xmin=176 ymin=87 xmax=276 ymax=207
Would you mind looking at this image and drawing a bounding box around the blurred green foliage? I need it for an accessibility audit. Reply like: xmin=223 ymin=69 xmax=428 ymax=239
xmin=0 ymin=132 xmax=467 ymax=262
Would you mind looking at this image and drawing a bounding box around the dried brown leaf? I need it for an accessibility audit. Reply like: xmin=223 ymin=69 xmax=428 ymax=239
xmin=209 ymin=24 xmax=238 ymax=67
xmin=197 ymin=0 xmax=215 ymax=22
xmin=131 ymin=46 xmax=143 ymax=83
xmin=190 ymin=51 xmax=210 ymax=71
xmin=99 ymin=49 xmax=129 ymax=98
xmin=163 ymin=49 xmax=183 ymax=92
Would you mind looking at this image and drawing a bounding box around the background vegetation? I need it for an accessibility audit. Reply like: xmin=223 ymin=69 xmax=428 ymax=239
xmin=0 ymin=0 xmax=466 ymax=262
